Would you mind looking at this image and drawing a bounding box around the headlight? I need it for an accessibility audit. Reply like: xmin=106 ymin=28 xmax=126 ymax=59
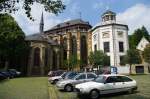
xmin=79 ymin=88 xmax=84 ymax=92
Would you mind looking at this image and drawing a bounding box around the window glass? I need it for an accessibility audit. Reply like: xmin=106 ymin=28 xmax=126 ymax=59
xmin=106 ymin=76 xmax=122 ymax=83
xmin=121 ymin=76 xmax=133 ymax=82
xmin=119 ymin=42 xmax=124 ymax=52
xmin=104 ymin=42 xmax=110 ymax=52
xmin=87 ymin=74 xmax=96 ymax=79
xmin=76 ymin=74 xmax=86 ymax=80
xmin=94 ymin=44 xmax=97 ymax=52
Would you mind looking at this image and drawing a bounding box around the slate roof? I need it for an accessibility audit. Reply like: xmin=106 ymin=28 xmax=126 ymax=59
xmin=25 ymin=33 xmax=57 ymax=45
xmin=46 ymin=19 xmax=91 ymax=31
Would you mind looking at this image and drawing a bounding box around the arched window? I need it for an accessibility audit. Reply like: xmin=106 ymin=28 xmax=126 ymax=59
xmin=71 ymin=36 xmax=77 ymax=56
xmin=63 ymin=37 xmax=67 ymax=60
xmin=80 ymin=36 xmax=87 ymax=65
xmin=44 ymin=48 xmax=48 ymax=66
xmin=52 ymin=50 xmax=57 ymax=70
xmin=34 ymin=47 xmax=40 ymax=67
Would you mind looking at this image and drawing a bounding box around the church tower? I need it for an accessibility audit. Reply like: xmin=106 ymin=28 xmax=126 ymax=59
xmin=40 ymin=12 xmax=44 ymax=33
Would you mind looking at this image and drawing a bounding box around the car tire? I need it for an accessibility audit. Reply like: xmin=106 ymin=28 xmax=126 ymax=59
xmin=64 ymin=84 xmax=73 ymax=92
xmin=53 ymin=79 xmax=58 ymax=84
xmin=128 ymin=88 xmax=134 ymax=94
xmin=90 ymin=89 xmax=100 ymax=99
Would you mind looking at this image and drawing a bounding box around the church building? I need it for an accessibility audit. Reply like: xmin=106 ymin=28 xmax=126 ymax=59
xmin=25 ymin=12 xmax=92 ymax=76
xmin=91 ymin=11 xmax=129 ymax=66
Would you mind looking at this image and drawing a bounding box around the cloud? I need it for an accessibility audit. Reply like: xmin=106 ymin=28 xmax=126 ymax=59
xmin=117 ymin=4 xmax=150 ymax=34
xmin=11 ymin=2 xmax=65 ymax=35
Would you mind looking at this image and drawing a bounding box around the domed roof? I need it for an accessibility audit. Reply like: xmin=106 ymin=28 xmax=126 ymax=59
xmin=102 ymin=10 xmax=116 ymax=16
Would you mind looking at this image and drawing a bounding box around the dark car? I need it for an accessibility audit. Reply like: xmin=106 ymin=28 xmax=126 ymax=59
xmin=0 ymin=71 xmax=13 ymax=78
xmin=7 ymin=69 xmax=21 ymax=77
xmin=0 ymin=73 xmax=8 ymax=81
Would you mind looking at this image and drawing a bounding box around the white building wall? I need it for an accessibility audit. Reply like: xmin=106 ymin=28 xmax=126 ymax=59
xmin=92 ymin=25 xmax=129 ymax=66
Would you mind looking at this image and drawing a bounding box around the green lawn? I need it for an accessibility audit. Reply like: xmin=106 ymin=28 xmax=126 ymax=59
xmin=0 ymin=75 xmax=150 ymax=99
xmin=0 ymin=77 xmax=49 ymax=99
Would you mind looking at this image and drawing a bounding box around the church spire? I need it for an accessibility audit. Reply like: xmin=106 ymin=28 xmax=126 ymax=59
xmin=40 ymin=12 xmax=44 ymax=33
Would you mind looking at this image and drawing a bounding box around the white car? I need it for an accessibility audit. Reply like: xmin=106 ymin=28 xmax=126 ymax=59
xmin=48 ymin=71 xmax=78 ymax=84
xmin=75 ymin=74 xmax=137 ymax=99
xmin=56 ymin=72 xmax=97 ymax=92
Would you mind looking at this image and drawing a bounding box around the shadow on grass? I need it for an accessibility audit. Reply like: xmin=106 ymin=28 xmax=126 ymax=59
xmin=79 ymin=91 xmax=149 ymax=99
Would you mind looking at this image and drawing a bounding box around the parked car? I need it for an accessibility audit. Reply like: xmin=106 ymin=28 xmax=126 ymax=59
xmin=7 ymin=69 xmax=21 ymax=77
xmin=48 ymin=71 xmax=78 ymax=84
xmin=75 ymin=74 xmax=137 ymax=99
xmin=0 ymin=71 xmax=13 ymax=78
xmin=48 ymin=70 xmax=65 ymax=77
xmin=0 ymin=72 xmax=8 ymax=81
xmin=56 ymin=72 xmax=97 ymax=92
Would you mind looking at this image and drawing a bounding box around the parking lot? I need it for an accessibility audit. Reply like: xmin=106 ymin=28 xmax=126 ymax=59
xmin=0 ymin=75 xmax=150 ymax=99
xmin=48 ymin=74 xmax=150 ymax=99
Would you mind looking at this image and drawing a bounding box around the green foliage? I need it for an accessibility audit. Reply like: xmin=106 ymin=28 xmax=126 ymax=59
xmin=129 ymin=26 xmax=150 ymax=49
xmin=124 ymin=49 xmax=142 ymax=65
xmin=0 ymin=0 xmax=65 ymax=20
xmin=63 ymin=55 xmax=79 ymax=70
xmin=88 ymin=50 xmax=110 ymax=67
xmin=0 ymin=13 xmax=29 ymax=69
xmin=143 ymin=44 xmax=150 ymax=64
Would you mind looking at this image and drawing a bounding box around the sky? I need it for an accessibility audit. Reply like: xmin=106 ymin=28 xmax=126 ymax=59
xmin=11 ymin=0 xmax=150 ymax=35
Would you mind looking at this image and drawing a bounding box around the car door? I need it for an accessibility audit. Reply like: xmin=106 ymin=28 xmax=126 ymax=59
xmin=120 ymin=76 xmax=135 ymax=91
xmin=86 ymin=73 xmax=97 ymax=82
xmin=101 ymin=76 xmax=123 ymax=94
xmin=74 ymin=74 xmax=86 ymax=84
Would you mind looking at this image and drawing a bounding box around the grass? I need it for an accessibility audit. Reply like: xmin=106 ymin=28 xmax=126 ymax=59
xmin=0 ymin=77 xmax=49 ymax=99
xmin=0 ymin=75 xmax=150 ymax=99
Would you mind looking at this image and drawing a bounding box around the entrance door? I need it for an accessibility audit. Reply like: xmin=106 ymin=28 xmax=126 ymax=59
xmin=136 ymin=66 xmax=144 ymax=73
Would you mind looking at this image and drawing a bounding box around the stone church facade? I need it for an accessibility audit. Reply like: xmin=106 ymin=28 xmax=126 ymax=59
xmin=26 ymin=13 xmax=92 ymax=76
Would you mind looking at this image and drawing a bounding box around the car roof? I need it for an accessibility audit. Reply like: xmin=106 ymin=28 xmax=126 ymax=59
xmin=78 ymin=72 xmax=96 ymax=75
xmin=98 ymin=74 xmax=127 ymax=77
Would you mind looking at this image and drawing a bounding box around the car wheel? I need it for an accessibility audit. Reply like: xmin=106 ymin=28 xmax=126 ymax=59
xmin=64 ymin=84 xmax=73 ymax=92
xmin=128 ymin=88 xmax=134 ymax=94
xmin=53 ymin=79 xmax=59 ymax=84
xmin=90 ymin=89 xmax=100 ymax=99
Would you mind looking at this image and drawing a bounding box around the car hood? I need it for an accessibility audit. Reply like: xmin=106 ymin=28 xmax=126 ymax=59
xmin=48 ymin=76 xmax=62 ymax=80
xmin=76 ymin=81 xmax=103 ymax=89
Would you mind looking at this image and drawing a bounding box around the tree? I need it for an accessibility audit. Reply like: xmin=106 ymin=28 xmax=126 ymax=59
xmin=129 ymin=26 xmax=150 ymax=49
xmin=0 ymin=0 xmax=65 ymax=20
xmin=88 ymin=50 xmax=110 ymax=67
xmin=143 ymin=44 xmax=150 ymax=64
xmin=124 ymin=49 xmax=142 ymax=65
xmin=0 ymin=13 xmax=29 ymax=71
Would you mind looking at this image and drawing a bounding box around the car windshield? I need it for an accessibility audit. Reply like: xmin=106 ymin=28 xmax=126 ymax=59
xmin=67 ymin=72 xmax=78 ymax=79
xmin=94 ymin=76 xmax=106 ymax=83
xmin=61 ymin=72 xmax=67 ymax=78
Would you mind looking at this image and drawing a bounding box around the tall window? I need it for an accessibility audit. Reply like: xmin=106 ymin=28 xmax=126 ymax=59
xmin=81 ymin=36 xmax=87 ymax=65
xmin=104 ymin=42 xmax=110 ymax=52
xmin=44 ymin=48 xmax=48 ymax=66
xmin=94 ymin=44 xmax=97 ymax=52
xmin=71 ymin=36 xmax=77 ymax=56
xmin=34 ymin=47 xmax=40 ymax=67
xmin=119 ymin=42 xmax=124 ymax=52
xmin=63 ymin=37 xmax=67 ymax=60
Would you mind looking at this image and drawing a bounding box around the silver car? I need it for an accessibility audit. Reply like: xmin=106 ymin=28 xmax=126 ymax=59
xmin=56 ymin=72 xmax=97 ymax=92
